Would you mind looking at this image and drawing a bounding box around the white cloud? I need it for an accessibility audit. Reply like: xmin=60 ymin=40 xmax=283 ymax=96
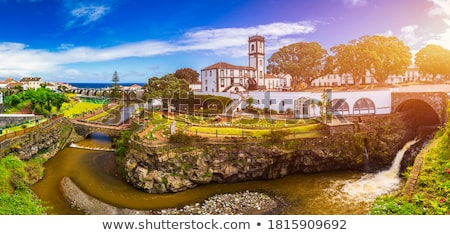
xmin=426 ymin=0 xmax=450 ymax=49
xmin=429 ymin=0 xmax=450 ymax=15
xmin=0 ymin=21 xmax=316 ymax=79
xmin=63 ymin=0 xmax=113 ymax=29
xmin=66 ymin=5 xmax=110 ymax=28
xmin=180 ymin=21 xmax=316 ymax=56
xmin=399 ymin=25 xmax=424 ymax=47
xmin=343 ymin=0 xmax=367 ymax=7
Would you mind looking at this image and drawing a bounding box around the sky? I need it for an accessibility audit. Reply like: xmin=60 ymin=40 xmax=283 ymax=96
xmin=0 ymin=0 xmax=449 ymax=84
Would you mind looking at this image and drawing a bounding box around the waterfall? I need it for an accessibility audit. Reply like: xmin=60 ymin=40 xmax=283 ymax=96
xmin=340 ymin=138 xmax=420 ymax=202
xmin=363 ymin=146 xmax=369 ymax=171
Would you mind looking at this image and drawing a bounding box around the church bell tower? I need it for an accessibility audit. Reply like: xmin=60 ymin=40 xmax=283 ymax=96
xmin=248 ymin=35 xmax=265 ymax=88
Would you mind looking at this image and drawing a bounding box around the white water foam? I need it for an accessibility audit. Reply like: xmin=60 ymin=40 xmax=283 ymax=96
xmin=339 ymin=138 xmax=420 ymax=202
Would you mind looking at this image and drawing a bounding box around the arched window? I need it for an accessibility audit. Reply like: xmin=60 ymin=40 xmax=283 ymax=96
xmin=294 ymin=97 xmax=310 ymax=118
xmin=353 ymin=98 xmax=376 ymax=115
xmin=331 ymin=99 xmax=350 ymax=116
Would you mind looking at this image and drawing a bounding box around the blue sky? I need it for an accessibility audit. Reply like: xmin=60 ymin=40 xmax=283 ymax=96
xmin=0 ymin=0 xmax=449 ymax=83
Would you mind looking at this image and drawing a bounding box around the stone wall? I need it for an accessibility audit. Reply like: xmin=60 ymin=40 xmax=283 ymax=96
xmin=0 ymin=114 xmax=36 ymax=128
xmin=123 ymin=114 xmax=412 ymax=193
xmin=0 ymin=117 xmax=77 ymax=160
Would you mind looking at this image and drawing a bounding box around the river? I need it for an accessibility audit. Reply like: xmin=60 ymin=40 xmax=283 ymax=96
xmin=31 ymin=132 xmax=411 ymax=215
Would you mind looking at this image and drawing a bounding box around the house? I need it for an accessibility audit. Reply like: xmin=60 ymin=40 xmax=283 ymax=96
xmin=264 ymin=73 xmax=291 ymax=91
xmin=128 ymin=84 xmax=142 ymax=90
xmin=6 ymin=82 xmax=25 ymax=89
xmin=44 ymin=82 xmax=58 ymax=91
xmin=189 ymin=82 xmax=201 ymax=92
xmin=0 ymin=78 xmax=15 ymax=89
xmin=20 ymin=77 xmax=42 ymax=90
xmin=201 ymin=62 xmax=257 ymax=92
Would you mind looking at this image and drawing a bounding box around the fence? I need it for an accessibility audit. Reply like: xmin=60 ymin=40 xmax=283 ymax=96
xmin=0 ymin=114 xmax=64 ymax=142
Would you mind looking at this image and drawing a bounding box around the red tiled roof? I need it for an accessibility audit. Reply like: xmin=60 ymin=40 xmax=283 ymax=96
xmin=6 ymin=82 xmax=23 ymax=88
xmin=201 ymin=62 xmax=256 ymax=71
xmin=264 ymin=73 xmax=280 ymax=79
xmin=20 ymin=77 xmax=42 ymax=82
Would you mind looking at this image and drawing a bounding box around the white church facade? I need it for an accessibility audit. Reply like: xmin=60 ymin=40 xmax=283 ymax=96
xmin=201 ymin=35 xmax=286 ymax=93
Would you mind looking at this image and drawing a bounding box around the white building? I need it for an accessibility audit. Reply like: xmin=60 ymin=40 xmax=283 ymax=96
xmin=201 ymin=35 xmax=268 ymax=93
xmin=20 ymin=77 xmax=42 ymax=90
xmin=201 ymin=62 xmax=257 ymax=92
xmin=264 ymin=73 xmax=291 ymax=91
xmin=311 ymin=65 xmax=422 ymax=87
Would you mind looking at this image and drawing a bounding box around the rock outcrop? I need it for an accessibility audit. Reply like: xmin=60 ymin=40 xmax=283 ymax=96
xmin=124 ymin=114 xmax=413 ymax=193
xmin=0 ymin=117 xmax=79 ymax=160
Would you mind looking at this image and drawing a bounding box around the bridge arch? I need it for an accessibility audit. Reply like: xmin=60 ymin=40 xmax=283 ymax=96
xmin=331 ymin=98 xmax=350 ymax=116
xmin=395 ymin=99 xmax=441 ymax=127
xmin=392 ymin=92 xmax=447 ymax=126
xmin=353 ymin=98 xmax=376 ymax=115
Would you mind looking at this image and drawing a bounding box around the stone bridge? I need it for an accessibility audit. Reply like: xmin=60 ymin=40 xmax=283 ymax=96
xmin=71 ymin=120 xmax=128 ymax=138
xmin=391 ymin=92 xmax=448 ymax=126
xmin=70 ymin=88 xmax=145 ymax=101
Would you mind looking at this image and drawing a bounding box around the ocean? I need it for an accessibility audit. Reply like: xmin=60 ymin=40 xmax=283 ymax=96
xmin=69 ymin=82 xmax=145 ymax=89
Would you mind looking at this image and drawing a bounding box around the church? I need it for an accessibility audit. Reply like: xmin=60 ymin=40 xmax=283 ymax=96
xmin=200 ymin=35 xmax=289 ymax=93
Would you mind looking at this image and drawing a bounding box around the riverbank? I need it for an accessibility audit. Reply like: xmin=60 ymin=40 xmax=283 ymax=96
xmin=61 ymin=177 xmax=283 ymax=215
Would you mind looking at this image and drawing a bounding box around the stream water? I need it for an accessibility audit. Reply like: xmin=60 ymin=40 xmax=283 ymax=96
xmin=31 ymin=133 xmax=415 ymax=215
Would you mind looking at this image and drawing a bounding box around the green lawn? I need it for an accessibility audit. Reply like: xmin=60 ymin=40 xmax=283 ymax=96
xmin=0 ymin=118 xmax=48 ymax=136
xmin=186 ymin=123 xmax=323 ymax=138
xmin=61 ymin=101 xmax=104 ymax=119
xmin=140 ymin=112 xmax=324 ymax=140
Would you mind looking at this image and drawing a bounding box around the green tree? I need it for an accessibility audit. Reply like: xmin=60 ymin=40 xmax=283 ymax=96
xmin=8 ymin=94 xmax=22 ymax=107
xmin=415 ymin=44 xmax=450 ymax=82
xmin=174 ymin=68 xmax=200 ymax=84
xmin=111 ymin=70 xmax=120 ymax=98
xmin=330 ymin=40 xmax=368 ymax=88
xmin=52 ymin=93 xmax=67 ymax=111
xmin=143 ymin=74 xmax=190 ymax=113
xmin=246 ymin=96 xmax=254 ymax=109
xmin=267 ymin=41 xmax=328 ymax=90
xmin=358 ymin=35 xmax=412 ymax=85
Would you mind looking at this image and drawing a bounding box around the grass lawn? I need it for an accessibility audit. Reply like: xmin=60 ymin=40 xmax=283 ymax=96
xmin=141 ymin=112 xmax=325 ymax=140
xmin=186 ymin=123 xmax=323 ymax=138
xmin=86 ymin=104 xmax=120 ymax=122
xmin=61 ymin=101 xmax=104 ymax=119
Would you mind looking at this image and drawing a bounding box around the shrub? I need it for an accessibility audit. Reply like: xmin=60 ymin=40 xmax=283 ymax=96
xmin=169 ymin=131 xmax=193 ymax=145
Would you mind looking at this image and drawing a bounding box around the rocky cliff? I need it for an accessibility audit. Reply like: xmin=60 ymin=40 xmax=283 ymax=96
xmin=0 ymin=117 xmax=79 ymax=160
xmin=124 ymin=114 xmax=415 ymax=193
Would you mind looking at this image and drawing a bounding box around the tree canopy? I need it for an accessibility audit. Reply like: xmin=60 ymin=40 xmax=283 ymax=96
xmin=143 ymin=73 xmax=190 ymax=112
xmin=111 ymin=70 xmax=120 ymax=98
xmin=415 ymin=44 xmax=450 ymax=82
xmin=174 ymin=68 xmax=200 ymax=84
xmin=5 ymin=87 xmax=67 ymax=114
xmin=330 ymin=40 xmax=368 ymax=87
xmin=267 ymin=42 xmax=328 ymax=90
xmin=358 ymin=35 xmax=412 ymax=85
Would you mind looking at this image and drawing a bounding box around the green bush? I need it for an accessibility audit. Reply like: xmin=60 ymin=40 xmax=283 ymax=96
xmin=169 ymin=131 xmax=194 ymax=145
xmin=0 ymin=155 xmax=46 ymax=214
